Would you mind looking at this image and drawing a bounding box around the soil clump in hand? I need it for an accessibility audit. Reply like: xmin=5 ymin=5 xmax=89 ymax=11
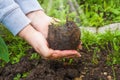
xmin=47 ymin=20 xmax=81 ymax=50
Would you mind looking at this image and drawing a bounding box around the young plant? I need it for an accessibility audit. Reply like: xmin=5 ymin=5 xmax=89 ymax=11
xmin=0 ymin=25 xmax=31 ymax=64
xmin=92 ymin=47 xmax=100 ymax=65
xmin=81 ymin=31 xmax=97 ymax=51
xmin=30 ymin=52 xmax=40 ymax=60
xmin=13 ymin=73 xmax=21 ymax=80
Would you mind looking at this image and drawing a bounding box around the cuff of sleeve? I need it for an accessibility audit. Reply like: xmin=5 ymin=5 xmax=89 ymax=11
xmin=15 ymin=0 xmax=43 ymax=14
xmin=2 ymin=7 xmax=31 ymax=36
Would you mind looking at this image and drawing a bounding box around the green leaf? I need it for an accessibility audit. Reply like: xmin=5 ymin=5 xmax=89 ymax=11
xmin=110 ymin=8 xmax=120 ymax=15
xmin=0 ymin=37 xmax=9 ymax=62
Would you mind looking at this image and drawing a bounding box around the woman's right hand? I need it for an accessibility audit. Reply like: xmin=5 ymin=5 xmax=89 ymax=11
xmin=18 ymin=24 xmax=81 ymax=59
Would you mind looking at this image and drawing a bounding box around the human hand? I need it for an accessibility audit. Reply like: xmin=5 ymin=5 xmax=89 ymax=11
xmin=26 ymin=10 xmax=60 ymax=38
xmin=18 ymin=25 xmax=81 ymax=59
xmin=26 ymin=10 xmax=51 ymax=38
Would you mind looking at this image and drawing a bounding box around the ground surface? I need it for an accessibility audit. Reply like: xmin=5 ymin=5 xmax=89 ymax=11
xmin=0 ymin=21 xmax=120 ymax=80
xmin=0 ymin=48 xmax=120 ymax=80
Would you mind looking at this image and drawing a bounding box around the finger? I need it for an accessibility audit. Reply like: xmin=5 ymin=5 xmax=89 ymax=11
xmin=64 ymin=54 xmax=81 ymax=59
xmin=50 ymin=50 xmax=81 ymax=59
xmin=51 ymin=53 xmax=80 ymax=59
xmin=78 ymin=42 xmax=82 ymax=50
xmin=60 ymin=50 xmax=81 ymax=57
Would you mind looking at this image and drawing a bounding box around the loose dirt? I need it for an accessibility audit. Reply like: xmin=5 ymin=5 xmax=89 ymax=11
xmin=0 ymin=48 xmax=120 ymax=80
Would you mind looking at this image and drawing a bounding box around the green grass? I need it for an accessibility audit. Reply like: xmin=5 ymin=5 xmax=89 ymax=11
xmin=112 ymin=65 xmax=116 ymax=80
xmin=13 ymin=72 xmax=29 ymax=80
xmin=39 ymin=0 xmax=120 ymax=27
xmin=0 ymin=24 xmax=31 ymax=65
xmin=82 ymin=30 xmax=120 ymax=65
xmin=78 ymin=0 xmax=120 ymax=27
xmin=38 ymin=0 xmax=80 ymax=26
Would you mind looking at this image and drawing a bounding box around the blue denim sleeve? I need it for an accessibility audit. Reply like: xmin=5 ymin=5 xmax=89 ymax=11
xmin=0 ymin=0 xmax=31 ymax=36
xmin=14 ymin=0 xmax=43 ymax=14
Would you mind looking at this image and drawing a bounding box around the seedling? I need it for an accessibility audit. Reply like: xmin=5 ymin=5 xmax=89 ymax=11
xmin=13 ymin=73 xmax=21 ymax=80
xmin=92 ymin=47 xmax=100 ymax=65
xmin=30 ymin=53 xmax=40 ymax=60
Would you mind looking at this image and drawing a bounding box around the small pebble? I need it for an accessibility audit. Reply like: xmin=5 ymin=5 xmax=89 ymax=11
xmin=74 ymin=75 xmax=84 ymax=80
xmin=107 ymin=75 xmax=112 ymax=80
xmin=103 ymin=72 xmax=107 ymax=76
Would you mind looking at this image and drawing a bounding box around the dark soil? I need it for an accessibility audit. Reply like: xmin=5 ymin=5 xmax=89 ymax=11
xmin=0 ymin=21 xmax=120 ymax=80
xmin=0 ymin=48 xmax=83 ymax=80
xmin=47 ymin=21 xmax=81 ymax=50
xmin=0 ymin=48 xmax=120 ymax=80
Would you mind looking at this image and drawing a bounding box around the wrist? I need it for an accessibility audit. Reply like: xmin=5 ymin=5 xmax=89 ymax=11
xmin=18 ymin=24 xmax=36 ymax=39
xmin=26 ymin=10 xmax=45 ymax=19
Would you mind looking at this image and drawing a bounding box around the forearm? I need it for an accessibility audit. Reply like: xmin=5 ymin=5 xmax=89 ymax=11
xmin=14 ymin=0 xmax=43 ymax=14
xmin=0 ymin=0 xmax=31 ymax=36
